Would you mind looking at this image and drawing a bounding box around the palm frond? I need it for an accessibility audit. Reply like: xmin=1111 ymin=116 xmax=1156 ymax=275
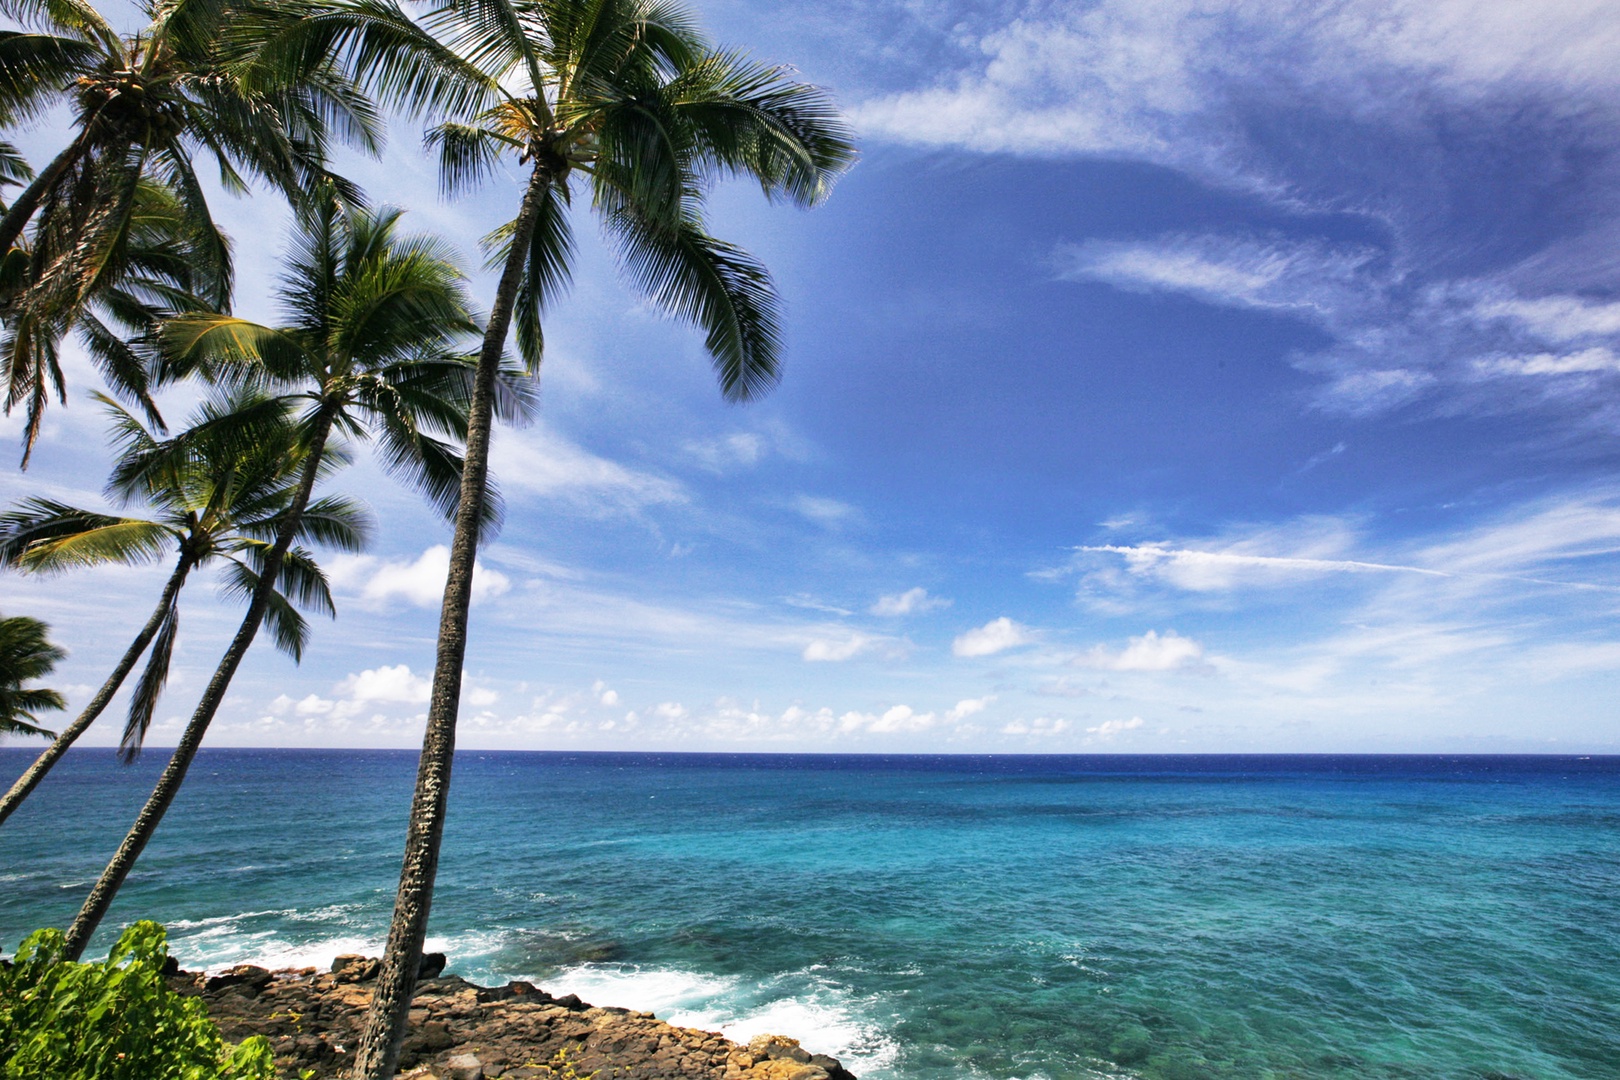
xmin=118 ymin=596 xmax=178 ymax=762
xmin=218 ymin=555 xmax=314 ymax=659
xmin=608 ymin=207 xmax=781 ymax=401
xmin=0 ymin=499 xmax=173 ymax=572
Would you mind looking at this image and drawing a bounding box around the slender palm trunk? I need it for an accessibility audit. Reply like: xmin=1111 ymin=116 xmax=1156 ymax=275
xmin=0 ymin=133 xmax=90 ymax=262
xmin=353 ymin=163 xmax=553 ymax=1080
xmin=61 ymin=411 xmax=335 ymax=961
xmin=0 ymin=552 xmax=191 ymax=829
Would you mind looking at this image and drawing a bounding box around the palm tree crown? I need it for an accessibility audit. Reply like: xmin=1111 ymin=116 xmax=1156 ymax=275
xmin=0 ymin=612 xmax=65 ymax=738
xmin=0 ymin=0 xmax=380 ymax=459
xmin=160 ymin=191 xmax=530 ymax=516
xmin=0 ymin=390 xmax=370 ymax=760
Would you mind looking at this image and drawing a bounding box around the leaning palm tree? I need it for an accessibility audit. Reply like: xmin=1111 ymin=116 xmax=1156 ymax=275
xmin=60 ymin=189 xmax=529 ymax=960
xmin=270 ymin=0 xmax=852 ymax=1071
xmin=0 ymin=0 xmax=380 ymax=460
xmin=0 ymin=612 xmax=66 ymax=737
xmin=0 ymin=390 xmax=370 ymax=828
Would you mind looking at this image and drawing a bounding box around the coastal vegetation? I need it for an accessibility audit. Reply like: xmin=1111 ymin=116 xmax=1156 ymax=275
xmin=0 ymin=0 xmax=849 ymax=1074
xmin=0 ymin=921 xmax=275 ymax=1079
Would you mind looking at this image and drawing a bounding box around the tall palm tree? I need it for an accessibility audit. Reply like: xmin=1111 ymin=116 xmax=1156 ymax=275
xmin=0 ymin=612 xmax=66 ymax=737
xmin=60 ymin=190 xmax=530 ymax=960
xmin=0 ymin=0 xmax=379 ymax=460
xmin=277 ymin=0 xmax=853 ymax=1072
xmin=0 ymin=390 xmax=370 ymax=828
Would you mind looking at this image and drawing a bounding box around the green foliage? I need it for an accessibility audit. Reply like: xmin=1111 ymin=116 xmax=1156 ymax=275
xmin=0 ymin=921 xmax=274 ymax=1080
xmin=0 ymin=611 xmax=64 ymax=737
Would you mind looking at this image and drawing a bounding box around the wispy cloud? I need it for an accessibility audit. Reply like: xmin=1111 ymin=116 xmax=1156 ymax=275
xmin=489 ymin=425 xmax=684 ymax=513
xmin=870 ymin=586 xmax=951 ymax=616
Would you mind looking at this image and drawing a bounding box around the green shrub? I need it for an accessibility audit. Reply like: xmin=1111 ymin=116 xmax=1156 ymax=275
xmin=0 ymin=921 xmax=274 ymax=1080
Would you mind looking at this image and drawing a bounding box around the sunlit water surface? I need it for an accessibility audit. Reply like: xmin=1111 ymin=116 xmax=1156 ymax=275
xmin=2 ymin=751 xmax=1617 ymax=1080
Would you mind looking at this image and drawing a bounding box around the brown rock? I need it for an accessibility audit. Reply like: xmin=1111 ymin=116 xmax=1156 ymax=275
xmin=331 ymin=954 xmax=380 ymax=983
xmin=168 ymin=964 xmax=857 ymax=1080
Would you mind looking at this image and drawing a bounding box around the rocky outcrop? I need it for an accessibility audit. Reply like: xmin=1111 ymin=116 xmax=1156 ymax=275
xmin=172 ymin=961 xmax=857 ymax=1080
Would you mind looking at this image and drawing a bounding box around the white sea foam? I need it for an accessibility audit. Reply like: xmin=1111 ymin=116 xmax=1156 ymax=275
xmin=540 ymin=963 xmax=899 ymax=1076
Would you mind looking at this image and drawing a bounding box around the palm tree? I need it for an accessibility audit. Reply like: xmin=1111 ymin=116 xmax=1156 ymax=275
xmin=283 ymin=0 xmax=853 ymax=1072
xmin=0 ymin=0 xmax=379 ymax=460
xmin=0 ymin=390 xmax=370 ymax=828
xmin=0 ymin=612 xmax=66 ymax=737
xmin=1 ymin=177 xmax=235 ymax=464
xmin=59 ymin=190 xmax=530 ymax=960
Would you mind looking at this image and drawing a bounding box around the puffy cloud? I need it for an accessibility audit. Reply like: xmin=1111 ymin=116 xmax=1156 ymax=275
xmin=1080 ymin=630 xmax=1206 ymax=672
xmin=870 ymin=587 xmax=952 ymax=616
xmin=338 ymin=664 xmax=432 ymax=704
xmin=803 ymin=633 xmax=877 ymax=662
xmin=838 ymin=704 xmax=938 ymax=734
xmin=1088 ymin=716 xmax=1146 ymax=737
xmin=593 ymin=680 xmax=620 ymax=706
xmin=947 ymin=696 xmax=994 ymax=721
xmin=953 ymin=617 xmax=1035 ymax=658
xmin=1002 ymin=716 xmax=1071 ymax=736
xmin=341 ymin=546 xmax=511 ymax=608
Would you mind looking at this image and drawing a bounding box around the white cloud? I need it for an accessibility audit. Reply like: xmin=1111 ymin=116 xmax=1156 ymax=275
xmin=1058 ymin=234 xmax=1379 ymax=314
xmin=1088 ymin=716 xmax=1146 ymax=737
xmin=839 ymin=704 xmax=938 ymax=734
xmin=338 ymin=664 xmax=432 ymax=704
xmin=1476 ymin=347 xmax=1620 ymax=377
xmin=947 ymin=696 xmax=994 ymax=721
xmin=683 ymin=432 xmax=764 ymax=471
xmin=870 ymin=587 xmax=952 ymax=616
xmin=853 ymin=0 xmax=1620 ymax=163
xmin=1002 ymin=716 xmax=1072 ymax=736
xmin=347 ymin=546 xmax=511 ymax=608
xmin=1475 ymin=295 xmax=1620 ymax=342
xmin=790 ymin=494 xmax=858 ymax=528
xmin=466 ymin=687 xmax=500 ymax=707
xmin=489 ymin=425 xmax=683 ymax=511
xmin=593 ymin=680 xmax=620 ymax=706
xmin=1081 ymin=630 xmax=1205 ymax=671
xmin=953 ymin=617 xmax=1035 ymax=657
xmin=803 ymin=633 xmax=877 ymax=662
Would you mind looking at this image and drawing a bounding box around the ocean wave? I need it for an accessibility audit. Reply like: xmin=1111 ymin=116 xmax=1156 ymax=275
xmin=538 ymin=962 xmax=900 ymax=1077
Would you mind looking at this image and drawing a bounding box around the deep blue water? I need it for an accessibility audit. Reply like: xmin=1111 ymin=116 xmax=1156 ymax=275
xmin=2 ymin=750 xmax=1618 ymax=1080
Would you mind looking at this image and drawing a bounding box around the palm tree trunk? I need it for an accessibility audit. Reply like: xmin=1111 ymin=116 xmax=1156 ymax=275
xmin=60 ymin=411 xmax=336 ymax=961
xmin=353 ymin=162 xmax=553 ymax=1080
xmin=0 ymin=133 xmax=90 ymax=261
xmin=0 ymin=552 xmax=192 ymax=829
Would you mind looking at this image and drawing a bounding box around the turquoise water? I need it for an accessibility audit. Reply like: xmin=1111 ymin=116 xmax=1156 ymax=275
xmin=2 ymin=751 xmax=1617 ymax=1080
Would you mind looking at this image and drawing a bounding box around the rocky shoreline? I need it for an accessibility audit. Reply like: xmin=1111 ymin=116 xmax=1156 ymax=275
xmin=172 ymin=956 xmax=859 ymax=1080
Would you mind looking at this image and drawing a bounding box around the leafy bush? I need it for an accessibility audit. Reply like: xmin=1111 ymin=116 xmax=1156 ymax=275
xmin=0 ymin=921 xmax=274 ymax=1080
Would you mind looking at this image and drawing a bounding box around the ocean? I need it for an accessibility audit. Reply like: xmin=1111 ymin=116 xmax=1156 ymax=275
xmin=1 ymin=750 xmax=1616 ymax=1080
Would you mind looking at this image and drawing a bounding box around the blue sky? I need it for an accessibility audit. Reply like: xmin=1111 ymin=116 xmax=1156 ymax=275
xmin=5 ymin=0 xmax=1620 ymax=752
